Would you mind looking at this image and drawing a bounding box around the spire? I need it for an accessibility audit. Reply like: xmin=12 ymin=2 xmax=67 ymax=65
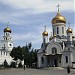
xmin=56 ymin=4 xmax=60 ymax=13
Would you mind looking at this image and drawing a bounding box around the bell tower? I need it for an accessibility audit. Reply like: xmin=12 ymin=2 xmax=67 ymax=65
xmin=3 ymin=23 xmax=12 ymax=41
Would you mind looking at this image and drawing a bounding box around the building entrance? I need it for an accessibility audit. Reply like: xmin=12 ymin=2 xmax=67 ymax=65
xmin=54 ymin=59 xmax=57 ymax=67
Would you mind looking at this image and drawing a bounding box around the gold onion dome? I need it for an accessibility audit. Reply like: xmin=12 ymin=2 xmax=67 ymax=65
xmin=49 ymin=36 xmax=53 ymax=41
xmin=67 ymin=28 xmax=72 ymax=33
xmin=52 ymin=12 xmax=66 ymax=24
xmin=54 ymin=34 xmax=56 ymax=37
xmin=4 ymin=27 xmax=11 ymax=33
xmin=72 ymin=34 xmax=75 ymax=38
xmin=42 ymin=31 xmax=48 ymax=36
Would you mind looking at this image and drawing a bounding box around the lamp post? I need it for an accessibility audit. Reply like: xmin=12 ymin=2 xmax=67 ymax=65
xmin=22 ymin=54 xmax=25 ymax=70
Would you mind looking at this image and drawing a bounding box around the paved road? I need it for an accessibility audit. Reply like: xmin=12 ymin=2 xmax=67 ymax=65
xmin=0 ymin=68 xmax=75 ymax=75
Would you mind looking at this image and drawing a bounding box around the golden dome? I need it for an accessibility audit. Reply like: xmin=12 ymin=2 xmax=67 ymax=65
xmin=52 ymin=12 xmax=66 ymax=24
xmin=54 ymin=34 xmax=56 ymax=37
xmin=72 ymin=34 xmax=75 ymax=38
xmin=42 ymin=31 xmax=48 ymax=36
xmin=49 ymin=36 xmax=53 ymax=41
xmin=67 ymin=28 xmax=72 ymax=33
xmin=4 ymin=27 xmax=11 ymax=33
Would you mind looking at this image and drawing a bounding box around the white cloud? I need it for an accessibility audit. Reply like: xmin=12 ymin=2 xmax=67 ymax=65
xmin=0 ymin=0 xmax=74 ymax=13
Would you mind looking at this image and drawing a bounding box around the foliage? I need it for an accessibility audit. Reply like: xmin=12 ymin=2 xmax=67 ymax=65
xmin=3 ymin=59 xmax=9 ymax=68
xmin=10 ymin=42 xmax=37 ymax=68
xmin=18 ymin=62 xmax=22 ymax=68
xmin=10 ymin=62 xmax=16 ymax=68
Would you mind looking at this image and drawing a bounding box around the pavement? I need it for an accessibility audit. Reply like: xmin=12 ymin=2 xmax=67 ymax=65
xmin=0 ymin=68 xmax=75 ymax=75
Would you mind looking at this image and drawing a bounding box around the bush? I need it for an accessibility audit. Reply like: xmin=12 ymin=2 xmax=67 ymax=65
xmin=10 ymin=62 xmax=16 ymax=68
xmin=18 ymin=62 xmax=22 ymax=68
xmin=3 ymin=60 xmax=9 ymax=68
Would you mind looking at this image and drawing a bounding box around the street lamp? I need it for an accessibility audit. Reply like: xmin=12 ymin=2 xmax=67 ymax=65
xmin=22 ymin=54 xmax=25 ymax=70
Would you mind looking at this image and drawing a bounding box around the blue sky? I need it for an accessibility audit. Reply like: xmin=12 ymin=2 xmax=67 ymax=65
xmin=0 ymin=0 xmax=74 ymax=49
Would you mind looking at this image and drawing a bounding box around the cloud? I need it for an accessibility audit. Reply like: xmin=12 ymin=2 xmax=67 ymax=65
xmin=0 ymin=0 xmax=74 ymax=49
xmin=0 ymin=0 xmax=74 ymax=13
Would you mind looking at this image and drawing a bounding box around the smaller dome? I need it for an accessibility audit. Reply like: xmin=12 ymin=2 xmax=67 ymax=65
xmin=4 ymin=27 xmax=11 ymax=33
xmin=67 ymin=28 xmax=72 ymax=33
xmin=72 ymin=34 xmax=75 ymax=38
xmin=49 ymin=36 xmax=53 ymax=41
xmin=54 ymin=34 xmax=56 ymax=37
xmin=42 ymin=31 xmax=48 ymax=36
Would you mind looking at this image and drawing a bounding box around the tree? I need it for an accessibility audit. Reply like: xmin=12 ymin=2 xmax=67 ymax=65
xmin=3 ymin=59 xmax=9 ymax=68
xmin=10 ymin=62 xmax=16 ymax=68
xmin=10 ymin=46 xmax=23 ymax=61
xmin=10 ymin=42 xmax=37 ymax=68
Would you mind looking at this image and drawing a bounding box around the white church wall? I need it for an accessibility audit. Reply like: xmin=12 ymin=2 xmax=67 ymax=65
xmin=62 ymin=51 xmax=72 ymax=67
xmin=37 ymin=52 xmax=47 ymax=68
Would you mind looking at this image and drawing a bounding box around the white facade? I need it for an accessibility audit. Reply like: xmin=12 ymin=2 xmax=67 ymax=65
xmin=0 ymin=27 xmax=13 ymax=65
xmin=37 ymin=7 xmax=75 ymax=68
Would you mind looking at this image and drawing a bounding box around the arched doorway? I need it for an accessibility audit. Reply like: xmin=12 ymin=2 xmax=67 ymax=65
xmin=54 ymin=59 xmax=57 ymax=67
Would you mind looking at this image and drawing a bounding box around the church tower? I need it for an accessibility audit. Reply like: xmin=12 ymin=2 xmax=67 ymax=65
xmin=42 ymin=26 xmax=48 ymax=43
xmin=67 ymin=27 xmax=73 ymax=42
xmin=3 ymin=26 xmax=12 ymax=41
xmin=51 ymin=4 xmax=66 ymax=37
xmin=0 ymin=24 xmax=13 ymax=65
xmin=2 ymin=26 xmax=13 ymax=51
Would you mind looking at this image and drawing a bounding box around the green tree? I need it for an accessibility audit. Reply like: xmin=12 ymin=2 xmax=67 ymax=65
xmin=10 ymin=46 xmax=23 ymax=61
xmin=3 ymin=59 xmax=9 ymax=68
xmin=10 ymin=42 xmax=37 ymax=68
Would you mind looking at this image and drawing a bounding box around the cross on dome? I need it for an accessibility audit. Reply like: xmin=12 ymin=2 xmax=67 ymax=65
xmin=44 ymin=25 xmax=46 ymax=31
xmin=56 ymin=4 xmax=60 ymax=13
xmin=7 ymin=21 xmax=9 ymax=27
xmin=68 ymin=22 xmax=70 ymax=28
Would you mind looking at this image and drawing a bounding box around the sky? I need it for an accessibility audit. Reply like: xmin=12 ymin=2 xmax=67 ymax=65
xmin=0 ymin=0 xmax=74 ymax=49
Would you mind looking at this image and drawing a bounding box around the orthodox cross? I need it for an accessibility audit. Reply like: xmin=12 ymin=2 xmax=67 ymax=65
xmin=56 ymin=4 xmax=60 ymax=12
xmin=44 ymin=25 xmax=46 ymax=31
xmin=68 ymin=22 xmax=70 ymax=28
xmin=7 ymin=21 xmax=9 ymax=27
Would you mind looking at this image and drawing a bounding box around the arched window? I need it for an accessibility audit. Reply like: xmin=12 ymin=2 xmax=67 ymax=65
xmin=41 ymin=57 xmax=44 ymax=64
xmin=65 ymin=56 xmax=68 ymax=63
xmin=57 ymin=27 xmax=59 ymax=34
xmin=53 ymin=28 xmax=54 ymax=36
xmin=52 ymin=47 xmax=57 ymax=54
xmin=62 ymin=27 xmax=64 ymax=34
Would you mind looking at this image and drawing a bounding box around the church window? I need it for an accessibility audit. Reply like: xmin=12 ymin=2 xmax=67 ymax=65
xmin=53 ymin=28 xmax=54 ymax=36
xmin=68 ymin=48 xmax=70 ymax=51
xmin=4 ymin=52 xmax=5 ymax=55
xmin=41 ymin=57 xmax=44 ymax=64
xmin=6 ymin=33 xmax=7 ymax=36
xmin=1 ymin=51 xmax=2 ymax=56
xmin=4 ymin=44 xmax=5 ymax=50
xmin=52 ymin=47 xmax=57 ymax=54
xmin=62 ymin=27 xmax=64 ymax=34
xmin=6 ymin=52 xmax=7 ymax=56
xmin=57 ymin=27 xmax=59 ymax=34
xmin=6 ymin=38 xmax=7 ymax=40
xmin=65 ymin=56 xmax=68 ymax=63
xmin=9 ymin=44 xmax=12 ymax=46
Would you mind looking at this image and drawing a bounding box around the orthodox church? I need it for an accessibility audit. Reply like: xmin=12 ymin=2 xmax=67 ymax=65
xmin=37 ymin=5 xmax=75 ymax=68
xmin=0 ymin=26 xmax=13 ymax=65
